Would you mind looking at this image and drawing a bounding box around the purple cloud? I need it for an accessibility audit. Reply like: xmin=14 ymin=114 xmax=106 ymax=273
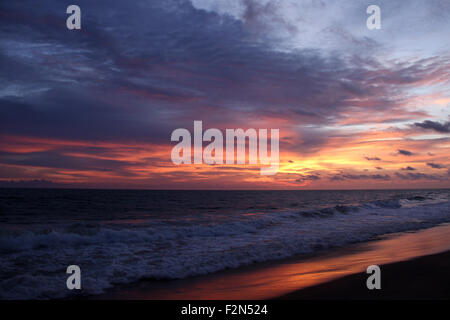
xmin=398 ymin=149 xmax=414 ymax=156
xmin=414 ymin=120 xmax=450 ymax=133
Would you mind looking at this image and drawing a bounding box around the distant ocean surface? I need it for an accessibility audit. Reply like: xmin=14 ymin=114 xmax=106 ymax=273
xmin=1 ymin=188 xmax=450 ymax=299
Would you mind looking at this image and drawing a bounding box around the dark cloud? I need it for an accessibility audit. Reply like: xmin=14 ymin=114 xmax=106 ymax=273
xmin=0 ymin=150 xmax=143 ymax=176
xmin=0 ymin=91 xmax=172 ymax=143
xmin=329 ymin=174 xmax=391 ymax=181
xmin=427 ymin=162 xmax=446 ymax=169
xmin=375 ymin=167 xmax=383 ymax=170
xmin=365 ymin=156 xmax=381 ymax=161
xmin=0 ymin=0 xmax=447 ymax=146
xmin=0 ymin=179 xmax=72 ymax=188
xmin=401 ymin=166 xmax=415 ymax=171
xmin=395 ymin=172 xmax=442 ymax=181
xmin=414 ymin=120 xmax=450 ymax=133
xmin=398 ymin=149 xmax=414 ymax=156
xmin=295 ymin=174 xmax=321 ymax=183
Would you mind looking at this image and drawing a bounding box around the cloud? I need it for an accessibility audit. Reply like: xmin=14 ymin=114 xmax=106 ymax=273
xmin=1 ymin=0 xmax=448 ymax=144
xmin=414 ymin=120 xmax=450 ymax=133
xmin=295 ymin=174 xmax=320 ymax=183
xmin=401 ymin=166 xmax=416 ymax=171
xmin=329 ymin=174 xmax=391 ymax=181
xmin=398 ymin=149 xmax=414 ymax=156
xmin=0 ymin=0 xmax=449 ymax=189
xmin=0 ymin=150 xmax=140 ymax=172
xmin=427 ymin=162 xmax=446 ymax=169
xmin=0 ymin=179 xmax=72 ymax=188
xmin=395 ymin=172 xmax=442 ymax=180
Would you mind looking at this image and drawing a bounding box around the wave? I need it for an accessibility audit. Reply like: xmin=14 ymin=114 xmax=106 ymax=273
xmin=1 ymin=197 xmax=450 ymax=299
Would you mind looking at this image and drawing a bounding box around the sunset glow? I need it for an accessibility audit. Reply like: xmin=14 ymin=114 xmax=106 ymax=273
xmin=0 ymin=0 xmax=449 ymax=189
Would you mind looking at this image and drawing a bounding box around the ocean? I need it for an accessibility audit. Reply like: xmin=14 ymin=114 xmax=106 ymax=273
xmin=1 ymin=188 xmax=450 ymax=299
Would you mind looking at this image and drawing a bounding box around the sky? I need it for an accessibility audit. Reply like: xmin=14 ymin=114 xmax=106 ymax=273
xmin=0 ymin=0 xmax=449 ymax=189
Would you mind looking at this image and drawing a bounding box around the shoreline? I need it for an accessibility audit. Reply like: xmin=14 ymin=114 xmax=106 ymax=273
xmin=277 ymin=250 xmax=450 ymax=300
xmin=91 ymin=223 xmax=450 ymax=300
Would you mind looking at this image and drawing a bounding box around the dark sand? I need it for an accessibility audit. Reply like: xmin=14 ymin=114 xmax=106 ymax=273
xmin=278 ymin=250 xmax=450 ymax=300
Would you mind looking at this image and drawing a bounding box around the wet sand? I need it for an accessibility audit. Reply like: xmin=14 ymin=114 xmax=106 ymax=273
xmin=278 ymin=250 xmax=450 ymax=299
xmin=92 ymin=223 xmax=450 ymax=300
